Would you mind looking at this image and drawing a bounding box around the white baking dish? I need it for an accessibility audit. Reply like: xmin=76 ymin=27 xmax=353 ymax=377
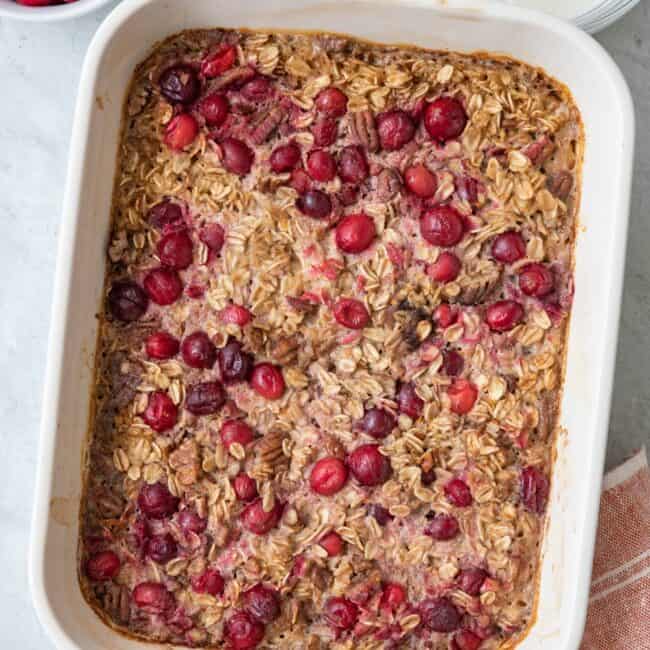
xmin=29 ymin=1 xmax=634 ymax=648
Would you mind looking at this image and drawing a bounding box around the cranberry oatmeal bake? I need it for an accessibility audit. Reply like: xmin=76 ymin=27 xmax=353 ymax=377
xmin=79 ymin=27 xmax=582 ymax=650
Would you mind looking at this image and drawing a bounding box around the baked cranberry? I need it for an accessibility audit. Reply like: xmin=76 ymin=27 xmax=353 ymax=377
xmin=338 ymin=145 xmax=369 ymax=184
xmin=224 ymin=611 xmax=265 ymax=649
xmin=310 ymin=457 xmax=349 ymax=496
xmin=424 ymin=97 xmax=468 ymax=142
xmin=192 ymin=569 xmax=224 ymax=596
xmin=333 ymin=298 xmax=370 ymax=329
xmin=358 ymin=407 xmax=396 ymax=439
xmin=221 ymin=304 xmax=252 ymax=326
xmin=453 ymin=630 xmax=483 ymax=650
xmin=178 ymin=509 xmax=207 ymax=534
xmin=200 ymin=223 xmax=226 ymax=253
xmin=429 ymin=252 xmax=461 ymax=283
xmin=132 ymin=582 xmax=175 ymax=613
xmin=380 ymin=583 xmax=406 ymax=611
xmin=445 ymin=478 xmax=473 ymax=507
xmin=521 ymin=466 xmax=550 ymax=514
xmin=519 ymin=263 xmax=554 ymax=297
xmin=424 ymin=513 xmax=460 ymax=540
xmin=147 ymin=200 xmax=183 ymax=230
xmin=241 ymin=76 xmax=272 ymax=101
xmin=146 ymin=331 xmax=180 ymax=360
xmin=233 ymin=473 xmax=258 ymax=502
xmin=434 ymin=303 xmax=457 ymax=329
xmin=185 ymin=381 xmax=226 ymax=415
xmin=338 ymin=184 xmax=359 ymax=206
xmin=201 ymin=45 xmax=236 ymax=78
xmin=377 ymin=110 xmax=415 ymax=150
xmin=218 ymin=339 xmax=254 ymax=383
xmin=315 ymin=87 xmax=348 ymax=117
xmin=108 ymin=280 xmax=148 ymax=322
xmin=319 ymin=531 xmax=344 ymax=556
xmin=290 ymin=168 xmax=312 ymax=193
xmin=420 ymin=597 xmax=461 ymax=633
xmin=324 ymin=597 xmax=359 ymax=630
xmin=491 ymin=231 xmax=526 ymax=263
xmin=396 ymin=382 xmax=424 ymax=418
xmin=367 ymin=503 xmax=393 ymax=526
xmin=296 ymin=189 xmax=332 ymax=218
xmin=448 ymin=378 xmax=478 ymax=414
xmin=143 ymin=268 xmax=183 ymax=305
xmin=16 ymin=0 xmax=56 ymax=5
xmin=143 ymin=391 xmax=178 ymax=432
xmin=420 ymin=205 xmax=464 ymax=247
xmin=442 ymin=349 xmax=464 ymax=377
xmin=307 ymin=149 xmax=337 ymax=182
xmin=404 ymin=164 xmax=437 ymax=198
xmin=335 ymin=213 xmax=376 ymax=254
xmin=145 ymin=533 xmax=177 ymax=563
xmin=241 ymin=498 xmax=283 ymax=535
xmin=348 ymin=444 xmax=392 ymax=486
xmin=180 ymin=331 xmax=216 ymax=368
xmin=86 ymin=551 xmax=120 ymax=581
xmin=250 ymin=363 xmax=285 ymax=400
xmin=457 ymin=568 xmax=488 ymax=596
xmin=138 ymin=483 xmax=179 ymax=519
xmin=485 ymin=300 xmax=524 ymax=332
xmin=220 ymin=137 xmax=254 ymax=175
xmin=243 ymin=584 xmax=281 ymax=624
xmin=198 ymin=92 xmax=229 ymax=126
xmin=270 ymin=142 xmax=301 ymax=173
xmin=312 ymin=116 xmax=338 ymax=146
xmin=164 ymin=113 xmax=199 ymax=151
xmin=159 ymin=65 xmax=200 ymax=104
xmin=157 ymin=231 xmax=193 ymax=270
xmin=221 ymin=419 xmax=254 ymax=448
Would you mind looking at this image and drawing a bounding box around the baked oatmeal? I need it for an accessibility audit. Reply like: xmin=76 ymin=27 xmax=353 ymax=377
xmin=78 ymin=27 xmax=582 ymax=650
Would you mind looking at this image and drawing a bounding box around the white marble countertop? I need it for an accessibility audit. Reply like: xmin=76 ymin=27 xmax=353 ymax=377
xmin=0 ymin=2 xmax=648 ymax=647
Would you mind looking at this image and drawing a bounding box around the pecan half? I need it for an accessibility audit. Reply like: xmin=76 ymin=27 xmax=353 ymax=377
xmin=271 ymin=335 xmax=299 ymax=365
xmin=250 ymin=106 xmax=285 ymax=144
xmin=169 ymin=439 xmax=201 ymax=486
xmin=454 ymin=270 xmax=502 ymax=306
xmin=536 ymin=391 xmax=557 ymax=441
xmin=321 ymin=433 xmax=345 ymax=459
xmin=209 ymin=65 xmax=255 ymax=91
xmin=103 ymin=583 xmax=130 ymax=624
xmin=376 ymin=167 xmax=402 ymax=200
xmin=522 ymin=135 xmax=555 ymax=166
xmin=547 ymin=171 xmax=573 ymax=200
xmin=349 ymin=109 xmax=379 ymax=153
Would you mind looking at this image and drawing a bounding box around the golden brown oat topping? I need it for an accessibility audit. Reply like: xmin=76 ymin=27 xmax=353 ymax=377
xmin=79 ymin=27 xmax=582 ymax=650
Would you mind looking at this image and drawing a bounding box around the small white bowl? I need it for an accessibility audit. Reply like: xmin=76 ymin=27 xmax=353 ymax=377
xmin=0 ymin=0 xmax=115 ymax=22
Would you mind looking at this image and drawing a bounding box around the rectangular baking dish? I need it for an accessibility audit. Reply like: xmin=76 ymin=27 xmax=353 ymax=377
xmin=29 ymin=1 xmax=634 ymax=648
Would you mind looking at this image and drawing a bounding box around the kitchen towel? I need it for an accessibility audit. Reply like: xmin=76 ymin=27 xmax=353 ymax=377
xmin=581 ymin=447 xmax=650 ymax=649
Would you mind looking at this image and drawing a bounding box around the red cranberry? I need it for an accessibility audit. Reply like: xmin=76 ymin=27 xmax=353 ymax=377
xmin=397 ymin=382 xmax=424 ymax=418
xmin=198 ymin=92 xmax=229 ymax=126
xmin=221 ymin=304 xmax=252 ymax=326
xmin=404 ymin=164 xmax=437 ymax=198
xmin=424 ymin=513 xmax=460 ymax=540
xmin=453 ymin=630 xmax=483 ymax=650
xmin=348 ymin=444 xmax=392 ymax=486
xmin=367 ymin=503 xmax=393 ymax=526
xmin=312 ymin=116 xmax=338 ymax=146
xmin=424 ymin=97 xmax=468 ymax=142
xmin=108 ymin=280 xmax=148 ymax=321
xmin=164 ymin=113 xmax=199 ymax=151
xmin=324 ymin=597 xmax=359 ymax=630
xmin=233 ymin=473 xmax=258 ymax=502
xmin=442 ymin=349 xmax=464 ymax=377
xmin=519 ymin=263 xmax=554 ymax=297
xmin=310 ymin=457 xmax=349 ymax=496
xmin=445 ymin=478 xmax=473 ymax=507
xmin=296 ymin=189 xmax=332 ymax=218
xmin=201 ymin=45 xmax=236 ymax=78
xmin=485 ymin=300 xmax=524 ymax=332
xmin=428 ymin=252 xmax=461 ymax=283
xmin=241 ymin=76 xmax=272 ymax=101
xmin=241 ymin=498 xmax=283 ymax=535
xmin=434 ymin=303 xmax=457 ymax=329
xmin=358 ymin=407 xmax=396 ymax=439
xmin=307 ymin=149 xmax=337 ymax=182
xmin=377 ymin=110 xmax=416 ymax=150
xmin=186 ymin=381 xmax=226 ymax=415
xmin=218 ymin=339 xmax=254 ymax=383
xmin=380 ymin=583 xmax=406 ymax=611
xmin=132 ymin=582 xmax=175 ymax=614
xmin=319 ymin=531 xmax=344 ymax=556
xmin=145 ymin=533 xmax=177 ymax=563
xmin=143 ymin=391 xmax=178 ymax=432
xmin=250 ymin=363 xmax=285 ymax=400
xmin=243 ymin=584 xmax=281 ymax=623
xmin=457 ymin=568 xmax=488 ymax=596
xmin=335 ymin=213 xmax=376 ymax=254
xmin=221 ymin=137 xmax=254 ymax=175
xmin=333 ymin=298 xmax=370 ymax=329
xmin=138 ymin=483 xmax=179 ymax=519
xmin=16 ymin=0 xmax=57 ymax=5
xmin=143 ymin=268 xmax=182 ymax=305
xmin=220 ymin=419 xmax=254 ymax=448
xmin=157 ymin=231 xmax=193 ymax=270
xmin=147 ymin=200 xmax=183 ymax=230
xmin=520 ymin=466 xmax=550 ymax=514
xmin=200 ymin=222 xmax=226 ymax=253
xmin=492 ymin=231 xmax=526 ymax=263
xmin=420 ymin=205 xmax=464 ymax=247
xmin=270 ymin=142 xmax=301 ymax=173
xmin=159 ymin=65 xmax=200 ymax=104
xmin=145 ymin=331 xmax=179 ymax=360
xmin=448 ymin=378 xmax=478 ymax=414
xmin=181 ymin=331 xmax=216 ymax=368
xmin=315 ymin=87 xmax=348 ymax=117
xmin=86 ymin=551 xmax=120 ymax=581
xmin=419 ymin=597 xmax=461 ymax=633
xmin=224 ymin=611 xmax=265 ymax=649
xmin=290 ymin=167 xmax=312 ymax=193
xmin=191 ymin=569 xmax=224 ymax=596
xmin=178 ymin=509 xmax=207 ymax=534
xmin=338 ymin=145 xmax=369 ymax=184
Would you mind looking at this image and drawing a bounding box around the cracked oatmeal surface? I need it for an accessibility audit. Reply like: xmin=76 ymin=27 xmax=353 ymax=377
xmin=79 ymin=27 xmax=582 ymax=650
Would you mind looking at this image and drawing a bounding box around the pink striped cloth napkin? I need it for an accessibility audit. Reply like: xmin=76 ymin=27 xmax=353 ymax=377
xmin=581 ymin=447 xmax=650 ymax=649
